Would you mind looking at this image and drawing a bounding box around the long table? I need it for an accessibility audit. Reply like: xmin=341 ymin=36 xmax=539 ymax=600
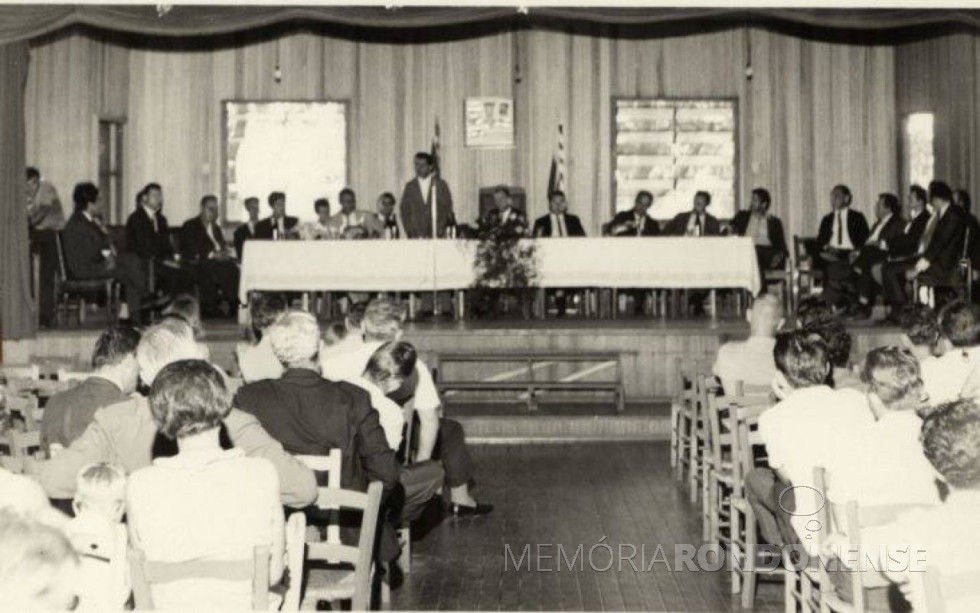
xmin=239 ymin=236 xmax=761 ymax=319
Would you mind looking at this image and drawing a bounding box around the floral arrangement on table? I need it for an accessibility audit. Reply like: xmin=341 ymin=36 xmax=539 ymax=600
xmin=469 ymin=209 xmax=539 ymax=319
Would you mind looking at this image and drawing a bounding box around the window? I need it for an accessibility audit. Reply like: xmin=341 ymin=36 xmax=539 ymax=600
xmin=905 ymin=113 xmax=935 ymax=189
xmin=614 ymin=99 xmax=736 ymax=220
xmin=98 ymin=119 xmax=125 ymax=223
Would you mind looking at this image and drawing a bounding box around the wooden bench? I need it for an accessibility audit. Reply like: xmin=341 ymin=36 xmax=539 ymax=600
xmin=434 ymin=352 xmax=626 ymax=412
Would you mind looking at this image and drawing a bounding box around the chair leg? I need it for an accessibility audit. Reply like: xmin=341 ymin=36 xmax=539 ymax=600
xmin=79 ymin=298 xmax=86 ymax=325
xmin=670 ymin=403 xmax=679 ymax=470
xmin=702 ymin=474 xmax=713 ymax=543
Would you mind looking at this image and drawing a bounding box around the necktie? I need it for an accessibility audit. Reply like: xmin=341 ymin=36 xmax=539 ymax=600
xmin=556 ymin=214 xmax=564 ymax=237
xmin=695 ymin=215 xmax=702 ymax=236
xmin=836 ymin=211 xmax=843 ymax=246
xmin=920 ymin=212 xmax=939 ymax=253
xmin=636 ymin=215 xmax=643 ymax=236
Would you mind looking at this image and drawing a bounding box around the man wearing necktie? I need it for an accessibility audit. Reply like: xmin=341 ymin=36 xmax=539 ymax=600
xmin=180 ymin=195 xmax=240 ymax=317
xmin=491 ymin=186 xmax=528 ymax=238
xmin=664 ymin=191 xmax=722 ymax=315
xmin=124 ymin=183 xmax=194 ymax=304
xmin=845 ymin=193 xmax=907 ymax=319
xmin=815 ymin=184 xmax=870 ymax=310
xmin=533 ymin=190 xmax=587 ymax=316
xmin=604 ymin=191 xmax=660 ymax=237
xmin=731 ymin=188 xmax=789 ymax=288
xmin=254 ymin=192 xmax=299 ymax=240
xmin=233 ymin=197 xmax=261 ymax=260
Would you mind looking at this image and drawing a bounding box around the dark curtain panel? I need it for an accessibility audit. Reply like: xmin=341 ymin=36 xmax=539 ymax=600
xmin=0 ymin=41 xmax=35 ymax=340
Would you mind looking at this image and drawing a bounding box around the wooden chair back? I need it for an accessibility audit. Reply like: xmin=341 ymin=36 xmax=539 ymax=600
xmin=813 ymin=466 xmax=865 ymax=612
xmin=282 ymin=512 xmax=307 ymax=612
xmin=297 ymin=450 xmax=342 ymax=543
xmin=731 ymin=402 xmax=770 ymax=483
xmin=4 ymin=394 xmax=41 ymax=431
xmin=128 ymin=545 xmax=271 ymax=610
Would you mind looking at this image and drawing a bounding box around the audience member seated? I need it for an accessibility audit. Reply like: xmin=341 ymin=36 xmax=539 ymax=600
xmin=816 ymin=184 xmax=870 ymax=310
xmin=328 ymin=188 xmax=382 ymax=238
xmin=321 ymin=297 xmax=492 ymax=516
xmin=863 ymin=398 xmax=980 ymax=613
xmin=62 ymin=181 xmax=148 ymax=323
xmin=730 ymin=187 xmax=788 ymax=284
xmin=37 ymin=319 xmax=316 ymax=508
xmin=0 ymin=509 xmax=80 ymax=611
xmin=180 ymin=195 xmax=240 ymax=317
xmin=236 ymin=292 xmax=288 ymax=383
xmin=254 ymin=191 xmax=299 ymax=240
xmin=605 ymin=191 xmax=659 ymax=236
xmin=127 ymin=360 xmax=284 ymax=610
xmin=161 ymin=294 xmax=203 ymax=340
xmin=233 ymin=196 xmax=260 ymax=260
xmin=954 ymin=188 xmax=980 ymax=276
xmin=66 ymin=462 xmax=130 ymax=611
xmin=41 ymin=325 xmax=141 ymax=453
xmin=895 ymin=304 xmax=945 ymax=402
xmin=357 ymin=341 xmax=418 ymax=450
xmin=917 ymin=301 xmax=980 ymax=406
xmin=712 ymin=293 xmax=784 ymax=394
xmin=124 ymin=182 xmax=194 ymax=303
xmin=374 ymin=192 xmax=405 ymax=239
xmin=794 ymin=295 xmax=835 ymax=329
xmin=846 ymin=192 xmax=906 ymax=319
xmin=299 ymin=197 xmax=334 ymax=240
xmin=746 ymin=331 xmax=872 ymax=548
xmin=803 ymin=317 xmax=864 ymax=390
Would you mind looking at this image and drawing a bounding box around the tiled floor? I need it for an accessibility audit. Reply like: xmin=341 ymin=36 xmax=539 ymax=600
xmin=391 ymin=442 xmax=784 ymax=611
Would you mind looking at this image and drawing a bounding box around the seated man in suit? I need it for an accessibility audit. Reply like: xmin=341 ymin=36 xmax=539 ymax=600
xmin=125 ymin=183 xmax=194 ymax=303
xmin=327 ymin=188 xmax=382 ymax=238
xmin=233 ymin=196 xmax=260 ymax=260
xmin=299 ymin=198 xmax=333 ymax=241
xmin=664 ymin=190 xmax=721 ymax=237
xmin=491 ymin=185 xmax=528 ymax=238
xmin=845 ymin=192 xmax=907 ymax=319
xmin=731 ymin=187 xmax=788 ymax=285
xmin=62 ymin=182 xmax=148 ymax=323
xmin=181 ymin=195 xmax=240 ymax=317
xmin=883 ymin=181 xmax=967 ymax=315
xmin=533 ymin=190 xmax=586 ymax=316
xmin=605 ymin=190 xmax=659 ymax=236
xmin=254 ymin=191 xmax=299 ymax=240
xmin=374 ymin=192 xmax=405 ymax=240
xmin=816 ymin=184 xmax=870 ymax=310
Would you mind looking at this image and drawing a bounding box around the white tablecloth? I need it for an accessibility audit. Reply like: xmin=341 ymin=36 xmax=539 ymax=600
xmin=239 ymin=236 xmax=761 ymax=304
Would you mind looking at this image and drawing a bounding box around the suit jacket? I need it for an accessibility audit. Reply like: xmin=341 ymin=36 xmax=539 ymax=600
xmin=40 ymin=376 xmax=126 ymax=451
xmin=852 ymin=214 xmax=906 ymax=271
xmin=61 ymin=212 xmax=113 ymax=280
xmin=730 ymin=211 xmax=788 ymax=256
xmin=664 ymin=211 xmax=721 ymax=236
xmin=922 ymin=204 xmax=968 ymax=278
xmin=886 ymin=210 xmax=931 ymax=260
xmin=605 ymin=211 xmax=661 ymax=237
xmin=532 ymin=213 xmax=586 ymax=237
xmin=181 ymin=217 xmax=228 ymax=262
xmin=234 ymin=369 xmax=400 ymax=493
xmin=254 ymin=215 xmax=299 ymax=240
xmin=497 ymin=206 xmax=528 ymax=236
xmin=816 ymin=208 xmax=870 ymax=252
xmin=125 ymin=207 xmax=174 ymax=261
xmin=233 ymin=221 xmax=257 ymax=261
xmin=399 ymin=176 xmax=454 ymax=238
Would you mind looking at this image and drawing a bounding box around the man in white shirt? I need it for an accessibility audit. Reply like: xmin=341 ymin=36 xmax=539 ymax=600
xmin=236 ymin=292 xmax=288 ymax=383
xmin=746 ymin=330 xmax=874 ymax=547
xmin=713 ymin=293 xmax=784 ymax=394
xmin=328 ymin=188 xmax=382 ymax=239
xmin=816 ymin=184 xmax=871 ymax=310
xmin=922 ymin=301 xmax=980 ymax=406
xmin=356 ymin=341 xmax=421 ymax=450
xmin=375 ymin=192 xmax=406 ymax=240
xmin=299 ymin=198 xmax=334 ymax=241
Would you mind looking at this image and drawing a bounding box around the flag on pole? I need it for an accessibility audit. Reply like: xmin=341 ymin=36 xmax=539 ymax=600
xmin=430 ymin=118 xmax=441 ymax=177
xmin=547 ymin=123 xmax=566 ymax=199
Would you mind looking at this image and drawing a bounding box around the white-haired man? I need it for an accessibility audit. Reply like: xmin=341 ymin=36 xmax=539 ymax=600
xmin=37 ymin=320 xmax=316 ymax=508
xmin=713 ymin=293 xmax=785 ymax=393
xmin=321 ymin=297 xmax=492 ymax=516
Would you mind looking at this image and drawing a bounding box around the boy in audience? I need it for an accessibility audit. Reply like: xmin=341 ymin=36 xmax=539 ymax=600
xmin=357 ymin=341 xmax=417 ymax=451
xmin=41 ymin=325 xmax=141 ymax=452
xmin=236 ymin=292 xmax=288 ymax=383
xmin=747 ymin=331 xmax=872 ymax=547
xmin=66 ymin=462 xmax=130 ymax=611
xmin=713 ymin=294 xmax=783 ymax=393
xmin=924 ymin=301 xmax=980 ymax=405
xmin=896 ymin=304 xmax=946 ymax=405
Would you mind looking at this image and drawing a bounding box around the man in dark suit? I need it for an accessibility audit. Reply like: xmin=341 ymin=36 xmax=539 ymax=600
xmin=374 ymin=192 xmax=405 ymax=240
xmin=125 ymin=183 xmax=194 ymax=301
xmin=848 ymin=192 xmax=915 ymax=319
xmin=399 ymin=152 xmax=455 ymax=239
xmin=533 ymin=190 xmax=586 ymax=238
xmin=233 ymin=196 xmax=260 ymax=260
xmin=664 ymin=191 xmax=722 ymax=237
xmin=181 ymin=195 xmax=240 ymax=317
xmin=490 ymin=185 xmax=528 ymax=238
xmin=731 ymin=188 xmax=788 ymax=284
xmin=62 ymin=182 xmax=147 ymax=323
xmin=815 ymin=184 xmax=871 ymax=309
xmin=234 ymin=311 xmax=441 ymax=562
xmin=882 ymin=181 xmax=967 ymax=316
xmin=605 ymin=190 xmax=660 ymax=236
xmin=254 ymin=191 xmax=299 ymax=240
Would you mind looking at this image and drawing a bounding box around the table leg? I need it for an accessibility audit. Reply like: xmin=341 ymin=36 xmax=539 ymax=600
xmin=301 ymin=292 xmax=310 ymax=312
xmin=710 ymin=289 xmax=717 ymax=321
xmin=408 ymin=294 xmax=417 ymax=320
xmin=455 ymin=290 xmax=465 ymax=321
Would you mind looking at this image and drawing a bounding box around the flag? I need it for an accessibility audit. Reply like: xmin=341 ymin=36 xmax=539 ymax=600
xmin=547 ymin=123 xmax=566 ymax=199
xmin=430 ymin=119 xmax=441 ymax=177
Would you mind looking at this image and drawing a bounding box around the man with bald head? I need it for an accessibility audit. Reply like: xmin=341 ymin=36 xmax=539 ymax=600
xmin=712 ymin=294 xmax=785 ymax=394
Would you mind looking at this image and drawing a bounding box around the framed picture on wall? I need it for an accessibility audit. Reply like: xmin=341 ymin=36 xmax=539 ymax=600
xmin=465 ymin=97 xmax=514 ymax=149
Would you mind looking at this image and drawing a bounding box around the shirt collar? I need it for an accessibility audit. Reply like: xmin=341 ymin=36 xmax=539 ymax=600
xmin=82 ymin=210 xmax=94 ymax=223
xmin=153 ymin=447 xmax=244 ymax=470
xmin=142 ymin=205 xmax=157 ymax=221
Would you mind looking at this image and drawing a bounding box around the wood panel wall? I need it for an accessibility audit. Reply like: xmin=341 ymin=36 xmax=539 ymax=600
xmin=25 ymin=25 xmax=897 ymax=238
xmin=896 ymin=31 xmax=980 ymax=199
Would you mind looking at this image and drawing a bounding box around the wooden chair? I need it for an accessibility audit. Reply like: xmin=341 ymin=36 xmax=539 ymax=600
xmin=764 ymin=255 xmax=795 ymax=314
xmin=54 ymin=232 xmax=119 ymax=326
xmin=128 ymin=545 xmax=272 ymax=610
xmin=297 ymin=451 xmax=343 ymax=544
xmin=282 ymin=512 xmax=307 ymax=611
xmin=793 ymin=236 xmax=823 ymax=306
xmin=670 ymin=357 xmax=698 ymax=481
xmin=4 ymin=394 xmax=41 ymax=431
xmin=813 ymin=466 xmax=864 ymax=613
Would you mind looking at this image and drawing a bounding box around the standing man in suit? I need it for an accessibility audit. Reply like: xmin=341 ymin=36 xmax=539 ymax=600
xmin=533 ymin=190 xmax=586 ymax=238
xmin=327 ymin=188 xmax=382 ymax=239
xmin=605 ymin=191 xmax=659 ymax=236
xmin=399 ymin=152 xmax=455 ymax=239
xmin=233 ymin=196 xmax=261 ymax=260
xmin=375 ymin=192 xmax=405 ymax=240
xmin=254 ymin=192 xmax=299 ymax=240
xmin=26 ymin=167 xmax=65 ymax=328
xmin=816 ymin=184 xmax=870 ymax=309
xmin=731 ymin=188 xmax=788 ymax=285
xmin=491 ymin=186 xmax=528 ymax=238
xmin=664 ymin=191 xmax=721 ymax=237
xmin=62 ymin=182 xmax=147 ymax=323
xmin=181 ymin=195 xmax=240 ymax=317
xmin=846 ymin=193 xmax=907 ymax=319
xmin=882 ymin=182 xmax=968 ymax=314
xmin=125 ymin=183 xmax=194 ymax=302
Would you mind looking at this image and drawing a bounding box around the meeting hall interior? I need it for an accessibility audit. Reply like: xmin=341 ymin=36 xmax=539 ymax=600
xmin=4 ymin=3 xmax=980 ymax=612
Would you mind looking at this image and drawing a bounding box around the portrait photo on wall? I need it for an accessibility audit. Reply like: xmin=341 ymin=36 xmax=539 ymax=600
xmin=465 ymin=96 xmax=514 ymax=149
